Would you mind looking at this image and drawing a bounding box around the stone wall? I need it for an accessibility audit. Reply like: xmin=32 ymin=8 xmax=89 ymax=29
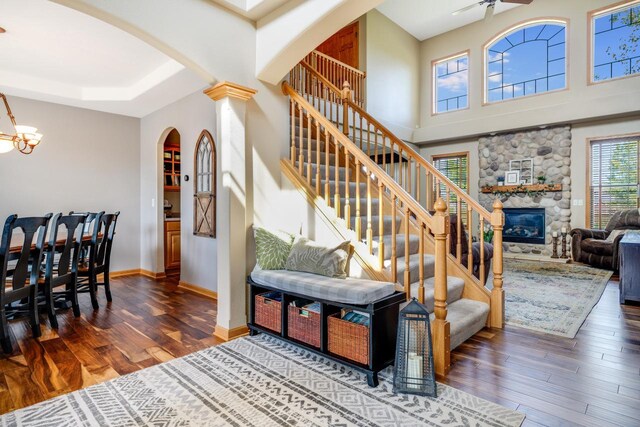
xmin=478 ymin=125 xmax=572 ymax=256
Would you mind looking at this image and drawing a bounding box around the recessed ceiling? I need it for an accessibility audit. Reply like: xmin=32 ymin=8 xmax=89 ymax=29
xmin=208 ymin=0 xmax=292 ymax=20
xmin=376 ymin=0 xmax=522 ymax=41
xmin=0 ymin=0 xmax=206 ymax=117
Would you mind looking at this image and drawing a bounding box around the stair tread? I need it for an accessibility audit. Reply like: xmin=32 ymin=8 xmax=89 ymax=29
xmin=438 ymin=298 xmax=490 ymax=350
xmin=370 ymin=234 xmax=420 ymax=259
xmin=405 ymin=276 xmax=465 ymax=312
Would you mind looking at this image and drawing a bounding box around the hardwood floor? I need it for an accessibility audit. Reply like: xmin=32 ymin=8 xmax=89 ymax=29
xmin=444 ymin=278 xmax=640 ymax=427
xmin=0 ymin=275 xmax=221 ymax=414
xmin=1 ymin=275 xmax=639 ymax=427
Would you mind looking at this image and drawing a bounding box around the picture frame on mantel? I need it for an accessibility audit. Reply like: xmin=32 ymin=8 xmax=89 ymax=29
xmin=505 ymin=170 xmax=520 ymax=185
xmin=510 ymin=159 xmax=534 ymax=184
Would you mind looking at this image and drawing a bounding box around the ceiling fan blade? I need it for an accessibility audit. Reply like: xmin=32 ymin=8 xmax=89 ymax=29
xmin=484 ymin=3 xmax=495 ymax=21
xmin=501 ymin=0 xmax=534 ymax=4
xmin=452 ymin=2 xmax=481 ymax=16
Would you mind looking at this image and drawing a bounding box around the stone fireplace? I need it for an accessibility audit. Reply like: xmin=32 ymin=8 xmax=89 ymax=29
xmin=478 ymin=125 xmax=572 ymax=256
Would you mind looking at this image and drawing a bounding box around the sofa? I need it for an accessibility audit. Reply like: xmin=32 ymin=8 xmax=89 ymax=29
xmin=570 ymin=209 xmax=640 ymax=271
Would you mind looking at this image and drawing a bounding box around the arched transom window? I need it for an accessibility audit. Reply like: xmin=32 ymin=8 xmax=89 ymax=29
xmin=194 ymin=130 xmax=216 ymax=237
xmin=485 ymin=20 xmax=567 ymax=103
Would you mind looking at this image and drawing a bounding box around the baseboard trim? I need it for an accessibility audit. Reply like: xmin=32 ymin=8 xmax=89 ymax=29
xmin=178 ymin=280 xmax=218 ymax=300
xmin=109 ymin=269 xmax=166 ymax=280
xmin=109 ymin=269 xmax=141 ymax=278
xmin=140 ymin=269 xmax=167 ymax=280
xmin=214 ymin=325 xmax=249 ymax=342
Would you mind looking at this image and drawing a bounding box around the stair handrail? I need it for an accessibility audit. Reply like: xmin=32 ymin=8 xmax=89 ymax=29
xmin=304 ymin=50 xmax=366 ymax=107
xmin=283 ymin=79 xmax=453 ymax=375
xmin=283 ymin=81 xmax=433 ymax=232
xmin=297 ymin=61 xmax=492 ymax=222
xmin=289 ymin=60 xmax=505 ymax=330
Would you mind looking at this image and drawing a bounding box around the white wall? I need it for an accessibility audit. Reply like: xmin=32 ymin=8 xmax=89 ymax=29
xmin=0 ymin=95 xmax=140 ymax=271
xmin=139 ymin=90 xmax=217 ymax=290
xmin=365 ymin=9 xmax=420 ymax=140
xmin=415 ymin=0 xmax=640 ymax=144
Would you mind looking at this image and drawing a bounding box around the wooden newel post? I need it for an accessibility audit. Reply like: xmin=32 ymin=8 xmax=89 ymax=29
xmin=432 ymin=198 xmax=451 ymax=376
xmin=342 ymin=81 xmax=351 ymax=136
xmin=490 ymin=199 xmax=505 ymax=329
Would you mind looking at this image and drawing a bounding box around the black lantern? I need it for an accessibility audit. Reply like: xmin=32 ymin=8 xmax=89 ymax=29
xmin=392 ymin=298 xmax=436 ymax=397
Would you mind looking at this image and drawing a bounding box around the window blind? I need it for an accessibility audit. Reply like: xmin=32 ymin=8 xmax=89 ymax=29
xmin=433 ymin=154 xmax=468 ymax=215
xmin=590 ymin=137 xmax=639 ymax=229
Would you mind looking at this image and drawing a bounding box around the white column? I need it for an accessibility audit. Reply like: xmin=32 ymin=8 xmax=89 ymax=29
xmin=204 ymin=81 xmax=257 ymax=341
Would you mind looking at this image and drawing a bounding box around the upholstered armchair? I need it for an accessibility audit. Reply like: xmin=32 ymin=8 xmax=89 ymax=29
xmin=570 ymin=209 xmax=640 ymax=270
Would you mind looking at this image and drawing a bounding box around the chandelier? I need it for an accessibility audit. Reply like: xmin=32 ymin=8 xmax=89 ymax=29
xmin=0 ymin=93 xmax=43 ymax=155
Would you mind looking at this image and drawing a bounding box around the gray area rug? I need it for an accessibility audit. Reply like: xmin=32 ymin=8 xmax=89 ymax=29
xmin=501 ymin=259 xmax=612 ymax=338
xmin=1 ymin=334 xmax=525 ymax=426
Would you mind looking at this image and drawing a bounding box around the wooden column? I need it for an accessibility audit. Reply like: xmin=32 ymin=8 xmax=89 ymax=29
xmin=204 ymin=81 xmax=257 ymax=342
xmin=432 ymin=198 xmax=451 ymax=376
xmin=490 ymin=199 xmax=505 ymax=329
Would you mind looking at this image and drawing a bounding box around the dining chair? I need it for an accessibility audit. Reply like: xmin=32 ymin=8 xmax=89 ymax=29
xmin=0 ymin=214 xmax=51 ymax=353
xmin=77 ymin=211 xmax=120 ymax=309
xmin=41 ymin=213 xmax=87 ymax=329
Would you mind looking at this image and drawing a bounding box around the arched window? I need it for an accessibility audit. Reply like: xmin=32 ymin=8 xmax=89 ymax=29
xmin=590 ymin=1 xmax=640 ymax=83
xmin=484 ymin=20 xmax=567 ymax=103
xmin=194 ymin=130 xmax=216 ymax=237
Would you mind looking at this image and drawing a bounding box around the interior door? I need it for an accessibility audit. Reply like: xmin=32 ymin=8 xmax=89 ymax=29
xmin=316 ymin=21 xmax=359 ymax=69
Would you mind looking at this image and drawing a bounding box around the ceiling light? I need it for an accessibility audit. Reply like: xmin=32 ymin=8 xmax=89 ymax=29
xmin=0 ymin=94 xmax=44 ymax=155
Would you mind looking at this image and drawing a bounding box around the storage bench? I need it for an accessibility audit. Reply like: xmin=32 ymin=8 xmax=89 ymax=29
xmin=248 ymin=270 xmax=405 ymax=387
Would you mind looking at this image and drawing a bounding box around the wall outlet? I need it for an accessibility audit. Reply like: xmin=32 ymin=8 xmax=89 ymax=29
xmin=572 ymin=199 xmax=584 ymax=206
xmin=152 ymin=198 xmax=156 ymax=208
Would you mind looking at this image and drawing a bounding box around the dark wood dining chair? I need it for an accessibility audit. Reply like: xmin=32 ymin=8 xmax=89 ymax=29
xmin=40 ymin=213 xmax=88 ymax=329
xmin=0 ymin=214 xmax=51 ymax=353
xmin=77 ymin=212 xmax=120 ymax=309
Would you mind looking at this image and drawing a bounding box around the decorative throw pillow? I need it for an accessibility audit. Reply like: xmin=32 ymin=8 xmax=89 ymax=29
xmin=254 ymin=227 xmax=295 ymax=270
xmin=285 ymin=237 xmax=352 ymax=278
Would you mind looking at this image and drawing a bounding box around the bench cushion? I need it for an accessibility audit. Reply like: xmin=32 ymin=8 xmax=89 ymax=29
xmin=250 ymin=269 xmax=396 ymax=305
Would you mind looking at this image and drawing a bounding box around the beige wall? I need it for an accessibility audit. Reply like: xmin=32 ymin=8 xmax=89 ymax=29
xmin=0 ymin=95 xmax=141 ymax=271
xmin=571 ymin=115 xmax=640 ymax=229
xmin=140 ymin=90 xmax=217 ymax=290
xmin=365 ymin=9 xmax=420 ymax=140
xmin=420 ymin=114 xmax=640 ymax=230
xmin=415 ymin=0 xmax=640 ymax=144
xmin=419 ymin=138 xmax=479 ymax=200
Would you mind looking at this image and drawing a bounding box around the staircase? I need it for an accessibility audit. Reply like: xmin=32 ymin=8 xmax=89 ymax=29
xmin=282 ymin=51 xmax=506 ymax=376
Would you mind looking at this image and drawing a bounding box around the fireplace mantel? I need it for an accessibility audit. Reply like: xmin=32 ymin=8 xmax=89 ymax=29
xmin=481 ymin=184 xmax=562 ymax=194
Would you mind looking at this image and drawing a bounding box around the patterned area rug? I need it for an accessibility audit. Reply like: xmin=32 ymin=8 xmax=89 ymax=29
xmin=502 ymin=259 xmax=612 ymax=338
xmin=1 ymin=334 xmax=525 ymax=427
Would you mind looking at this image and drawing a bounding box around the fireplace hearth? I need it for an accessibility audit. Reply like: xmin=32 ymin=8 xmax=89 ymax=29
xmin=503 ymin=208 xmax=546 ymax=245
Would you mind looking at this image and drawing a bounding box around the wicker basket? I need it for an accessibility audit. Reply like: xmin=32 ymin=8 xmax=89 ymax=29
xmin=288 ymin=305 xmax=321 ymax=348
xmin=327 ymin=312 xmax=369 ymax=364
xmin=255 ymin=292 xmax=282 ymax=332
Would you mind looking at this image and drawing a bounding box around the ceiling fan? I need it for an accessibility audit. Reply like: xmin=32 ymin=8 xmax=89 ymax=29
xmin=453 ymin=0 xmax=533 ymax=22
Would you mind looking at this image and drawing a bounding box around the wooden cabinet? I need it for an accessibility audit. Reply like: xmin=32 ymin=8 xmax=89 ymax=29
xmin=164 ymin=147 xmax=181 ymax=192
xmin=165 ymin=221 xmax=181 ymax=270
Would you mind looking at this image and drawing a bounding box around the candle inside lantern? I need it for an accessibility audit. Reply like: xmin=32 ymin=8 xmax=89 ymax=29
xmin=552 ymin=231 xmax=558 ymax=237
xmin=407 ymin=352 xmax=423 ymax=389
xmin=561 ymin=227 xmax=567 ymax=234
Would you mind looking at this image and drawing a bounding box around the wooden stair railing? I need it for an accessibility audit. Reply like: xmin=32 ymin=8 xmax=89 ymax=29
xmin=302 ymin=50 xmax=366 ymax=108
xmin=289 ymin=60 xmax=505 ymax=330
xmin=282 ymin=81 xmax=452 ymax=375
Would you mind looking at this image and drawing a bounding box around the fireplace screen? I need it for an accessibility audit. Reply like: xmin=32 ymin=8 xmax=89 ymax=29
xmin=503 ymin=208 xmax=546 ymax=244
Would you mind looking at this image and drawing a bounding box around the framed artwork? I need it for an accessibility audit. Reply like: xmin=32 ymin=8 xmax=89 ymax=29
xmin=505 ymin=170 xmax=520 ymax=185
xmin=510 ymin=159 xmax=534 ymax=184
